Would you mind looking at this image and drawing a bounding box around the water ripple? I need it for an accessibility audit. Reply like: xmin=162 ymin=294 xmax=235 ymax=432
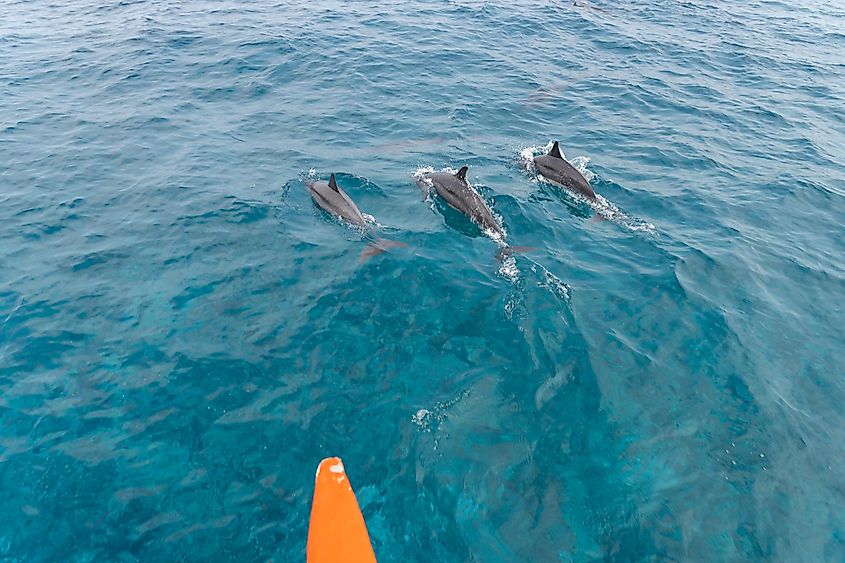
xmin=1 ymin=0 xmax=844 ymax=560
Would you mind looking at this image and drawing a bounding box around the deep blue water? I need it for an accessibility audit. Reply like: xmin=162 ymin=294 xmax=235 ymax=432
xmin=2 ymin=0 xmax=845 ymax=560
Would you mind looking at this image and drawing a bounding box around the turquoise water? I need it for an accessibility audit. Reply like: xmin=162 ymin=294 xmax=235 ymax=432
xmin=2 ymin=0 xmax=844 ymax=560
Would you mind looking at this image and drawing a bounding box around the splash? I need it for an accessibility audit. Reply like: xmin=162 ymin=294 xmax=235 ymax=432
xmin=412 ymin=165 xmax=438 ymax=181
xmin=518 ymin=146 xmax=538 ymax=174
xmin=294 ymin=168 xmax=320 ymax=194
xmin=361 ymin=213 xmax=383 ymax=229
xmin=411 ymin=389 xmax=470 ymax=433
xmin=569 ymin=156 xmax=595 ymax=182
xmin=411 ymin=408 xmax=431 ymax=428
xmin=412 ymin=165 xmax=437 ymax=201
xmin=517 ymin=142 xmax=656 ymax=234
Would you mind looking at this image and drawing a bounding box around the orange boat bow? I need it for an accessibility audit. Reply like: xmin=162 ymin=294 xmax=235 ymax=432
xmin=307 ymin=457 xmax=377 ymax=563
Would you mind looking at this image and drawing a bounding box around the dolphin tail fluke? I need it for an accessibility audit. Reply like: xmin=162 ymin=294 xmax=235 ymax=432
xmin=360 ymin=245 xmax=386 ymax=262
xmin=549 ymin=141 xmax=562 ymax=159
xmin=496 ymin=245 xmax=536 ymax=261
xmin=359 ymin=239 xmax=408 ymax=263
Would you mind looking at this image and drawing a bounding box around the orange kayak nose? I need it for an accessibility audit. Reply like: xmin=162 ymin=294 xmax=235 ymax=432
xmin=307 ymin=457 xmax=377 ymax=563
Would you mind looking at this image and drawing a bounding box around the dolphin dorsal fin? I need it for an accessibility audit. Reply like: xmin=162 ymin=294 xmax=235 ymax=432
xmin=455 ymin=166 xmax=468 ymax=181
xmin=328 ymin=173 xmax=339 ymax=192
xmin=549 ymin=141 xmax=562 ymax=159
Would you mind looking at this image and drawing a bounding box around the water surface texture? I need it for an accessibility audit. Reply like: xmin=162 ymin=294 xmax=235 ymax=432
xmin=2 ymin=0 xmax=844 ymax=560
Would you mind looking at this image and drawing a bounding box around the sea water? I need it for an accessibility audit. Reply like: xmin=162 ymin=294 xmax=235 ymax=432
xmin=1 ymin=0 xmax=844 ymax=560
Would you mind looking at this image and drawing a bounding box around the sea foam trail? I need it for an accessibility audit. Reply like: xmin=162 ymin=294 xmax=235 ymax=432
xmin=518 ymin=142 xmax=656 ymax=234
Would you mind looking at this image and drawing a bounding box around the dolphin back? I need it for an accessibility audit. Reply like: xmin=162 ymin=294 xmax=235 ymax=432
xmin=308 ymin=175 xmax=368 ymax=226
xmin=427 ymin=170 xmax=504 ymax=237
xmin=533 ymin=144 xmax=596 ymax=201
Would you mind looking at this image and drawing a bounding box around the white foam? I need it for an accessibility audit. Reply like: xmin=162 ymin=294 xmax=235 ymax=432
xmin=329 ymin=462 xmax=344 ymax=474
xmin=498 ymin=251 xmax=519 ymax=283
xmin=484 ymin=221 xmax=508 ymax=244
xmin=593 ymin=194 xmax=656 ymax=234
xmin=361 ymin=212 xmax=386 ymax=229
xmin=518 ymin=146 xmax=538 ymax=174
xmin=412 ymin=391 xmax=470 ymax=434
xmin=412 ymin=165 xmax=437 ymax=181
xmin=503 ymin=295 xmax=518 ymax=320
xmin=569 ymin=156 xmax=595 ymax=182
xmin=531 ymin=263 xmax=571 ymax=302
xmin=412 ymin=408 xmax=431 ymax=429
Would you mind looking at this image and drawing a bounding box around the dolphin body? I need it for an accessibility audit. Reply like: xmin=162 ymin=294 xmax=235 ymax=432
xmin=424 ymin=166 xmax=505 ymax=239
xmin=307 ymin=173 xmax=406 ymax=260
xmin=533 ymin=141 xmax=597 ymax=202
xmin=307 ymin=173 xmax=367 ymax=227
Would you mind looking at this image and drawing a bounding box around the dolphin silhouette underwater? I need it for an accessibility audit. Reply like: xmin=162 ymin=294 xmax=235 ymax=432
xmin=533 ymin=141 xmax=597 ymax=202
xmin=419 ymin=166 xmax=506 ymax=239
xmin=306 ymin=173 xmax=405 ymax=259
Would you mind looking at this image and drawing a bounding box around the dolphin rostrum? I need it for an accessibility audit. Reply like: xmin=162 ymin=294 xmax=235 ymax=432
xmin=423 ymin=166 xmax=506 ymax=239
xmin=307 ymin=173 xmax=368 ymax=227
xmin=533 ymin=141 xmax=597 ymax=202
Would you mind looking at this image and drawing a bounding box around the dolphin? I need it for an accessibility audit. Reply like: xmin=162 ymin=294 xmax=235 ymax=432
xmin=306 ymin=173 xmax=406 ymax=260
xmin=423 ymin=166 xmax=506 ymax=239
xmin=533 ymin=141 xmax=597 ymax=202
xmin=307 ymin=173 xmax=367 ymax=227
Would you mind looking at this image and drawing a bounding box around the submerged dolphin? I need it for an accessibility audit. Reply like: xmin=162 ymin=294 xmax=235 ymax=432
xmin=533 ymin=141 xmax=597 ymax=202
xmin=307 ymin=173 xmax=368 ymax=226
xmin=423 ymin=166 xmax=506 ymax=239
